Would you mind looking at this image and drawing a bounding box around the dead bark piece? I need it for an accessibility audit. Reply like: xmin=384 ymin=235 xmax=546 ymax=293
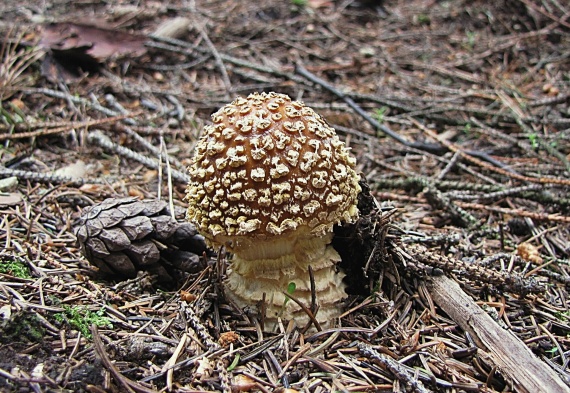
xmin=152 ymin=17 xmax=192 ymax=39
xmin=427 ymin=275 xmax=570 ymax=393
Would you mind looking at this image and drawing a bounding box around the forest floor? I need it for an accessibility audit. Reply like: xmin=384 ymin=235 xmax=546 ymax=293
xmin=0 ymin=0 xmax=569 ymax=392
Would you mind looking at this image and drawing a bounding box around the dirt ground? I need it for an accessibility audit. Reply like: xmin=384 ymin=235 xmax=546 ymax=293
xmin=0 ymin=0 xmax=569 ymax=392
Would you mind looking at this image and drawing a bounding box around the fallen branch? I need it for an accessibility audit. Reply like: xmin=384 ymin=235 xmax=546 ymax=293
xmin=427 ymin=275 xmax=570 ymax=393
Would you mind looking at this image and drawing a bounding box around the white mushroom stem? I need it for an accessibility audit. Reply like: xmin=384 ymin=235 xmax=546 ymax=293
xmin=221 ymin=228 xmax=346 ymax=327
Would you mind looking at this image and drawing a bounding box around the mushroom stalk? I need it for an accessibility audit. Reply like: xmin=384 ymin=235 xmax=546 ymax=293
xmin=223 ymin=228 xmax=346 ymax=324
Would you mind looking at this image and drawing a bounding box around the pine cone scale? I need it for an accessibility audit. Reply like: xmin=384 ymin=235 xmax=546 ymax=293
xmin=121 ymin=216 xmax=154 ymax=241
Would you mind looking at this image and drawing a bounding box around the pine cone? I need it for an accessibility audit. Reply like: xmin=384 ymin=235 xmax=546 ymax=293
xmin=75 ymin=197 xmax=207 ymax=284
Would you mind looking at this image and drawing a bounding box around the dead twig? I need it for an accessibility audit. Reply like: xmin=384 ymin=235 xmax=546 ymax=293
xmin=455 ymin=201 xmax=570 ymax=224
xmin=419 ymin=123 xmax=570 ymax=186
xmin=87 ymin=130 xmax=190 ymax=183
xmin=0 ymin=111 xmax=142 ymax=141
xmin=295 ymin=63 xmax=520 ymax=171
xmin=0 ymin=166 xmax=102 ymax=185
xmin=358 ymin=342 xmax=432 ymax=393
xmin=90 ymin=325 xmax=156 ymax=393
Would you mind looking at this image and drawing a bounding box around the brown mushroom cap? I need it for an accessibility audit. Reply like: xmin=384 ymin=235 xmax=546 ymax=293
xmin=186 ymin=92 xmax=360 ymax=246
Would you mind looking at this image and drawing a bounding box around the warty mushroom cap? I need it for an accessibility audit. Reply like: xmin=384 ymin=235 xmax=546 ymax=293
xmin=186 ymin=92 xmax=360 ymax=250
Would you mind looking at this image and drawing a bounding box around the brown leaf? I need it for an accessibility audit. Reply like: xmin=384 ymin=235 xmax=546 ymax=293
xmin=517 ymin=243 xmax=543 ymax=264
xmin=40 ymin=22 xmax=147 ymax=62
xmin=39 ymin=22 xmax=147 ymax=80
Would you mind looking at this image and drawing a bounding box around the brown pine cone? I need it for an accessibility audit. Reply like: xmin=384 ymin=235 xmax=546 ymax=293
xmin=75 ymin=197 xmax=207 ymax=284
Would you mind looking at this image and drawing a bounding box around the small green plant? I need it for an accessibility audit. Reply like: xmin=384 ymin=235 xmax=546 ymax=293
xmin=291 ymin=0 xmax=307 ymax=6
xmin=55 ymin=305 xmax=112 ymax=338
xmin=555 ymin=310 xmax=570 ymax=322
xmin=0 ymin=257 xmax=30 ymax=279
xmin=285 ymin=282 xmax=297 ymax=304
xmin=278 ymin=282 xmax=297 ymax=317
xmin=465 ymin=31 xmax=476 ymax=50
xmin=416 ymin=14 xmax=431 ymax=25
xmin=372 ymin=106 xmax=389 ymax=125
xmin=528 ymin=133 xmax=539 ymax=149
xmin=227 ymin=353 xmax=240 ymax=371
xmin=545 ymin=347 xmax=559 ymax=355
xmin=463 ymin=122 xmax=472 ymax=135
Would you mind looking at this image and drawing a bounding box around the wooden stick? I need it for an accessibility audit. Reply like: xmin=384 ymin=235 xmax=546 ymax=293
xmin=427 ymin=275 xmax=570 ymax=393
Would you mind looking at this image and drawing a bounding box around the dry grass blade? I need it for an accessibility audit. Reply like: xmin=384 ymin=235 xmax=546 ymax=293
xmin=0 ymin=30 xmax=43 ymax=102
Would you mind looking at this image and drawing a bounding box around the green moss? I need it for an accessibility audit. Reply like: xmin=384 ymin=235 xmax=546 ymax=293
xmin=0 ymin=257 xmax=30 ymax=279
xmin=0 ymin=311 xmax=45 ymax=343
xmin=54 ymin=306 xmax=112 ymax=339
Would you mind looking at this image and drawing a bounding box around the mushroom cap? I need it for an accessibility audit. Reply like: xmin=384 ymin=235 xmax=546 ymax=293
xmin=186 ymin=92 xmax=360 ymax=245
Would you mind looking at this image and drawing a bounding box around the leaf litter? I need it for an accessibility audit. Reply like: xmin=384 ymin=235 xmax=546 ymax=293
xmin=0 ymin=0 xmax=569 ymax=392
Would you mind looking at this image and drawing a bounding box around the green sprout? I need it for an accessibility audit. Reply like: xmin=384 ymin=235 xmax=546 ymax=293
xmin=555 ymin=310 xmax=570 ymax=322
xmin=416 ymin=14 xmax=431 ymax=25
xmin=285 ymin=281 xmax=297 ymax=305
xmin=227 ymin=353 xmax=240 ymax=371
xmin=291 ymin=0 xmax=307 ymax=6
xmin=54 ymin=305 xmax=112 ymax=338
xmin=545 ymin=347 xmax=559 ymax=355
xmin=278 ymin=282 xmax=297 ymax=317
xmin=528 ymin=133 xmax=539 ymax=149
xmin=465 ymin=31 xmax=476 ymax=50
xmin=372 ymin=106 xmax=389 ymax=125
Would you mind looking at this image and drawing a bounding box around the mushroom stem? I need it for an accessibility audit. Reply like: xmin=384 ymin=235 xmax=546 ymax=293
xmin=223 ymin=229 xmax=346 ymax=327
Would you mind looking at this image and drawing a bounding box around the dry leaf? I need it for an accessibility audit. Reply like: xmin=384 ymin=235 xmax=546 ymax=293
xmin=79 ymin=184 xmax=106 ymax=194
xmin=180 ymin=290 xmax=196 ymax=302
xmin=218 ymin=331 xmax=239 ymax=347
xmin=232 ymin=374 xmax=256 ymax=392
xmin=153 ymin=17 xmax=192 ymax=39
xmin=143 ymin=170 xmax=158 ymax=183
xmin=40 ymin=22 xmax=147 ymax=62
xmin=39 ymin=22 xmax=147 ymax=81
xmin=194 ymin=358 xmax=213 ymax=379
xmin=308 ymin=0 xmax=334 ymax=8
xmin=517 ymin=243 xmax=543 ymax=264
xmin=128 ymin=187 xmax=145 ymax=199
xmin=0 ymin=177 xmax=18 ymax=192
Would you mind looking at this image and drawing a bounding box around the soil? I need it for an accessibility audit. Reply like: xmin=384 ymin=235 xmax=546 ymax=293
xmin=0 ymin=0 xmax=569 ymax=392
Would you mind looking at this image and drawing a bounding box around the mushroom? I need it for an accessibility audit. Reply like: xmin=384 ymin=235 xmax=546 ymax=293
xmin=186 ymin=92 xmax=360 ymax=327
